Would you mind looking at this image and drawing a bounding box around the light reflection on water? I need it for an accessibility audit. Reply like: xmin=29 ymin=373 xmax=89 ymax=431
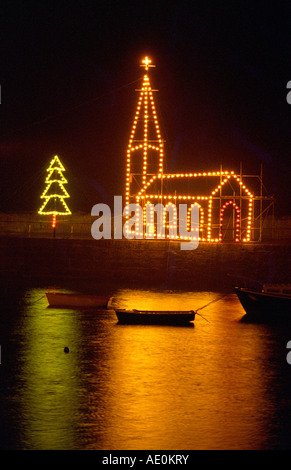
xmin=1 ymin=286 xmax=291 ymax=449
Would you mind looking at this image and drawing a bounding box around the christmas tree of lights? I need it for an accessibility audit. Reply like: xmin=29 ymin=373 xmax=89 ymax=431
xmin=38 ymin=155 xmax=71 ymax=228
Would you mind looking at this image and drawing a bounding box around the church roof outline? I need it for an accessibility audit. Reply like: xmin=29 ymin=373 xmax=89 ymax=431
xmin=137 ymin=171 xmax=254 ymax=200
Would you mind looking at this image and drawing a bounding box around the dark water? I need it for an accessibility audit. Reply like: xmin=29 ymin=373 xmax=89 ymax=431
xmin=1 ymin=282 xmax=291 ymax=450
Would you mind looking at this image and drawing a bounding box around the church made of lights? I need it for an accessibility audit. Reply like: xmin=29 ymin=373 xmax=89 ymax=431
xmin=125 ymin=57 xmax=260 ymax=243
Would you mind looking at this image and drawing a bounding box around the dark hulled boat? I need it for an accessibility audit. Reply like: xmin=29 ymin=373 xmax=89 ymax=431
xmin=235 ymin=285 xmax=291 ymax=320
xmin=115 ymin=309 xmax=195 ymax=325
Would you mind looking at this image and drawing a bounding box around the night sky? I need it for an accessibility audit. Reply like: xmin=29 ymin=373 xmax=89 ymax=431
xmin=1 ymin=1 xmax=290 ymax=215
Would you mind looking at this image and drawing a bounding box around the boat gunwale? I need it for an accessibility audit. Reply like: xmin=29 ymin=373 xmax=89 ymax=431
xmin=235 ymin=287 xmax=291 ymax=300
xmin=115 ymin=308 xmax=195 ymax=316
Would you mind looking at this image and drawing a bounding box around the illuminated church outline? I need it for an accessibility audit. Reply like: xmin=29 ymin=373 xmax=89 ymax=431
xmin=125 ymin=57 xmax=254 ymax=243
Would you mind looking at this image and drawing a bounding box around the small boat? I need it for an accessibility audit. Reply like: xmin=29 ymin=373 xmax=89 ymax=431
xmin=46 ymin=292 xmax=111 ymax=308
xmin=115 ymin=309 xmax=195 ymax=325
xmin=234 ymin=284 xmax=291 ymax=320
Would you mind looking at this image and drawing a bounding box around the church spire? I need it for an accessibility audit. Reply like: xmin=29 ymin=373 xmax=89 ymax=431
xmin=125 ymin=56 xmax=164 ymax=208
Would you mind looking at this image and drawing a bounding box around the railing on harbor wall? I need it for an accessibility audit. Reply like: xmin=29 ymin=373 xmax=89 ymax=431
xmin=0 ymin=212 xmax=290 ymax=242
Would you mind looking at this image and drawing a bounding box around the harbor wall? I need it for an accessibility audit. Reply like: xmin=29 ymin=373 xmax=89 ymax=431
xmin=1 ymin=235 xmax=290 ymax=292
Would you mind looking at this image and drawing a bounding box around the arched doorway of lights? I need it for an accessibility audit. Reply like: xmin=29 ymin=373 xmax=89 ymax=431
xmin=219 ymin=201 xmax=241 ymax=242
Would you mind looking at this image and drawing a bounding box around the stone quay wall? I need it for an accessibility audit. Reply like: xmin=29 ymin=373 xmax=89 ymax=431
xmin=1 ymin=235 xmax=290 ymax=292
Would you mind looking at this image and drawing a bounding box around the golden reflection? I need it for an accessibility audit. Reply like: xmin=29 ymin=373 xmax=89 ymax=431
xmin=100 ymin=290 xmax=275 ymax=449
xmin=111 ymin=288 xmax=216 ymax=312
xmin=18 ymin=288 xmax=81 ymax=449
xmin=15 ymin=288 xmax=278 ymax=450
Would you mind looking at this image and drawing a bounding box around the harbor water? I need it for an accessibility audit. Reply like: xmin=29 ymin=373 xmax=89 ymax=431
xmin=1 ymin=282 xmax=291 ymax=450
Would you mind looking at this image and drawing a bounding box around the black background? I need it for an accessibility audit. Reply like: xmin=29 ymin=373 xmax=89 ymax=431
xmin=1 ymin=0 xmax=290 ymax=215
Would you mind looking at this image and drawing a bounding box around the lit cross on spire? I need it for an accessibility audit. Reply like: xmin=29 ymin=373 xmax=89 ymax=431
xmin=140 ymin=56 xmax=155 ymax=71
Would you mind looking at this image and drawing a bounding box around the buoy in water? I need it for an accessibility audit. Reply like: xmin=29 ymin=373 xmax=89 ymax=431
xmin=64 ymin=347 xmax=69 ymax=353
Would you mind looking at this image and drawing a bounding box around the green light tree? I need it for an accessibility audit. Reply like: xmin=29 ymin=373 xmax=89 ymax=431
xmin=38 ymin=155 xmax=71 ymax=230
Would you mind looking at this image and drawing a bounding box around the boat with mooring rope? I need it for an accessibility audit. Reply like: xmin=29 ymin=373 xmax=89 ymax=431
xmin=114 ymin=308 xmax=195 ymax=325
